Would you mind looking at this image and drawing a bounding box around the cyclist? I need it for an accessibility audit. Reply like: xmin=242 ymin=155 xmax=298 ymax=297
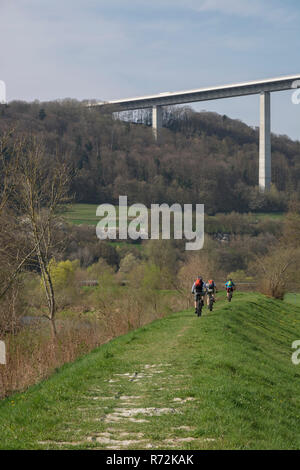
xmin=192 ymin=276 xmax=206 ymax=315
xmin=225 ymin=278 xmax=236 ymax=301
xmin=206 ymin=279 xmax=217 ymax=308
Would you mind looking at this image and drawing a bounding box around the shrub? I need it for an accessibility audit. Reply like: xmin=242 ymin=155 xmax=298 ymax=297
xmin=48 ymin=259 xmax=79 ymax=289
xmin=253 ymin=246 xmax=300 ymax=300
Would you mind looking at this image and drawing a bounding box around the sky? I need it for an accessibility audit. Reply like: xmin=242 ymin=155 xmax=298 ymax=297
xmin=0 ymin=0 xmax=300 ymax=140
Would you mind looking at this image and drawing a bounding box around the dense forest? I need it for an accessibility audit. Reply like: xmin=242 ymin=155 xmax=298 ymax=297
xmin=0 ymin=100 xmax=299 ymax=214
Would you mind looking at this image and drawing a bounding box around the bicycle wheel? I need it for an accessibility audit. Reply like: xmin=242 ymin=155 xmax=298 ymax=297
xmin=197 ymin=299 xmax=202 ymax=317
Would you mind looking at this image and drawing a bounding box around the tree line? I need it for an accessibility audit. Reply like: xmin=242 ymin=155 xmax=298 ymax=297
xmin=0 ymin=100 xmax=299 ymax=213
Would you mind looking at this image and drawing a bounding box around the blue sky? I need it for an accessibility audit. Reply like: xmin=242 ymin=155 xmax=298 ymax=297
xmin=0 ymin=0 xmax=300 ymax=139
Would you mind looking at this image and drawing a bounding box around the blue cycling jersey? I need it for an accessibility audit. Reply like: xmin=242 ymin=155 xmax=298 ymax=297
xmin=225 ymin=281 xmax=235 ymax=288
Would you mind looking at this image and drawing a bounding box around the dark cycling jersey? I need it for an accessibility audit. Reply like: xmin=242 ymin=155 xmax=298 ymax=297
xmin=192 ymin=280 xmax=205 ymax=294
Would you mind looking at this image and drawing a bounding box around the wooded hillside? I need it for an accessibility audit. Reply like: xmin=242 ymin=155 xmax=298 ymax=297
xmin=1 ymin=100 xmax=299 ymax=213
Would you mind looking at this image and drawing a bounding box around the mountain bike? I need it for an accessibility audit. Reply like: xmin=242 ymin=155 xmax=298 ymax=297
xmin=226 ymin=288 xmax=233 ymax=302
xmin=196 ymin=294 xmax=205 ymax=317
xmin=207 ymin=290 xmax=215 ymax=311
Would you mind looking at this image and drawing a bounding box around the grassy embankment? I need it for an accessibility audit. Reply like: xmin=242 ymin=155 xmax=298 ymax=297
xmin=0 ymin=291 xmax=300 ymax=450
xmin=285 ymin=293 xmax=300 ymax=307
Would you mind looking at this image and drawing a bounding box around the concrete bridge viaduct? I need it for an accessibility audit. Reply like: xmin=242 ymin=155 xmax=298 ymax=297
xmin=91 ymin=75 xmax=300 ymax=192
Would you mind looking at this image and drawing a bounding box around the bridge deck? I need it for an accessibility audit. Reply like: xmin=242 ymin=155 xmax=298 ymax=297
xmin=91 ymin=74 xmax=300 ymax=111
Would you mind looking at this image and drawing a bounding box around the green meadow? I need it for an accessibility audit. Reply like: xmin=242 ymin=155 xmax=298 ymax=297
xmin=1 ymin=292 xmax=300 ymax=450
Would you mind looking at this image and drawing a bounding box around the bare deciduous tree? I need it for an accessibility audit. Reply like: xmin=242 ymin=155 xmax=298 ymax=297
xmin=10 ymin=136 xmax=72 ymax=336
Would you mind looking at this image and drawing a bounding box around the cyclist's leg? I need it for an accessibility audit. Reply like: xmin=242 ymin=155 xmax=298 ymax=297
xmin=198 ymin=294 xmax=203 ymax=316
xmin=194 ymin=294 xmax=198 ymax=313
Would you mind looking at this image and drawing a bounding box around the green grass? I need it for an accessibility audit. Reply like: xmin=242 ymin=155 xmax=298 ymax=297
xmin=252 ymin=212 xmax=284 ymax=220
xmin=63 ymin=203 xmax=100 ymax=226
xmin=213 ymin=211 xmax=284 ymax=221
xmin=63 ymin=204 xmax=286 ymax=227
xmin=285 ymin=293 xmax=300 ymax=307
xmin=1 ymin=292 xmax=300 ymax=450
xmin=63 ymin=203 xmax=138 ymax=227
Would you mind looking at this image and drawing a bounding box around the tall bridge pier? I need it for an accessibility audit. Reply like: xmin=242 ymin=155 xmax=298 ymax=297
xmin=152 ymin=105 xmax=163 ymax=141
xmin=92 ymin=74 xmax=300 ymax=192
xmin=259 ymin=92 xmax=271 ymax=192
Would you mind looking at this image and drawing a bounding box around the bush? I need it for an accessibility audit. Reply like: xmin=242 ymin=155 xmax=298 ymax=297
xmin=253 ymin=246 xmax=300 ymax=300
xmin=48 ymin=259 xmax=79 ymax=289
